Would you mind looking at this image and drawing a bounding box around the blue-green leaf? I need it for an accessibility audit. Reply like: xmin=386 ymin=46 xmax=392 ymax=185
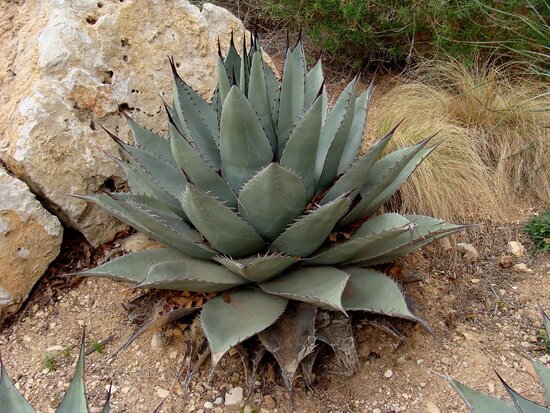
xmin=269 ymin=195 xmax=351 ymax=257
xmin=201 ymin=290 xmax=288 ymax=367
xmin=220 ymin=86 xmax=273 ymax=192
xmin=260 ymin=267 xmax=349 ymax=312
xmin=181 ymin=184 xmax=265 ymax=257
xmin=238 ymin=163 xmax=306 ymax=241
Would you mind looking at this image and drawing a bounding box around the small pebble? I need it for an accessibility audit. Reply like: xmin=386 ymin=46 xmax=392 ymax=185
xmin=384 ymin=369 xmax=393 ymax=378
xmin=156 ymin=388 xmax=170 ymax=398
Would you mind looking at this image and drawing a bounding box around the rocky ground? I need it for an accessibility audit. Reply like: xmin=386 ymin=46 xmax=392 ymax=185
xmin=1 ymin=215 xmax=548 ymax=413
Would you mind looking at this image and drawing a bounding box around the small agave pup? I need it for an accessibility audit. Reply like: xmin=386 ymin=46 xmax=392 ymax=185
xmin=78 ymin=33 xmax=466 ymax=388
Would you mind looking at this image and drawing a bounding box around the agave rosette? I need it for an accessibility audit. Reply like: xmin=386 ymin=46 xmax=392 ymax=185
xmin=79 ymin=34 xmax=465 ymax=379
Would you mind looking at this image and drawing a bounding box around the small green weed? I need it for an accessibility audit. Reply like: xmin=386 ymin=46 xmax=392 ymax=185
xmin=43 ymin=354 xmax=55 ymax=371
xmin=92 ymin=340 xmax=104 ymax=354
xmin=524 ymin=210 xmax=550 ymax=253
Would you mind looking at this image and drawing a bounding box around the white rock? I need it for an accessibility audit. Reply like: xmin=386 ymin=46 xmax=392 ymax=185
xmin=0 ymin=0 xmax=256 ymax=245
xmin=384 ymin=369 xmax=393 ymax=378
xmin=373 ymin=409 xmax=382 ymax=413
xmin=203 ymin=401 xmax=214 ymax=409
xmin=0 ymin=167 xmax=62 ymax=322
xmin=224 ymin=386 xmax=244 ymax=410
xmin=156 ymin=388 xmax=170 ymax=398
xmin=213 ymin=397 xmax=223 ymax=405
xmin=426 ymin=401 xmax=441 ymax=413
xmin=457 ymin=242 xmax=479 ymax=260
xmin=150 ymin=332 xmax=163 ymax=352
xmin=514 ymin=263 xmax=533 ymax=273
xmin=507 ymin=241 xmax=525 ymax=257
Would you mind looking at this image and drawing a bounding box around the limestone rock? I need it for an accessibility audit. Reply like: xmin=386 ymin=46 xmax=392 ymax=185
xmin=456 ymin=242 xmax=479 ymax=260
xmin=0 ymin=0 xmax=249 ymax=245
xmin=224 ymin=386 xmax=244 ymax=411
xmin=507 ymin=241 xmax=525 ymax=257
xmin=0 ymin=167 xmax=63 ymax=322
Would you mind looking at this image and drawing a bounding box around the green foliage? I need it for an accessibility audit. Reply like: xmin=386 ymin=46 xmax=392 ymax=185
xmin=243 ymin=0 xmax=549 ymax=72
xmin=92 ymin=341 xmax=104 ymax=354
xmin=43 ymin=354 xmax=55 ymax=372
xmin=524 ymin=210 xmax=550 ymax=253
xmin=79 ymin=34 xmax=463 ymax=389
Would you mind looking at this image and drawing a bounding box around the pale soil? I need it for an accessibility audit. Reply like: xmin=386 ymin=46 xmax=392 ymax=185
xmin=1 ymin=219 xmax=548 ymax=413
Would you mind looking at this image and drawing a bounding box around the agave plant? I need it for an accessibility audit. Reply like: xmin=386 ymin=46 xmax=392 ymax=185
xmin=0 ymin=333 xmax=110 ymax=413
xmin=447 ymin=308 xmax=550 ymax=412
xmin=78 ymin=33 xmax=465 ymax=387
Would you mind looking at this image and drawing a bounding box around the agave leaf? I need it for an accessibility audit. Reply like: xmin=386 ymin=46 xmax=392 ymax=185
xmin=280 ymin=96 xmax=324 ymax=200
xmin=139 ymin=258 xmax=249 ymax=291
xmin=260 ymin=267 xmax=349 ymax=312
xmin=533 ymin=360 xmax=550 ymax=405
xmin=201 ymin=290 xmax=288 ymax=367
xmin=82 ymin=194 xmax=215 ymax=259
xmin=499 ymin=372 xmax=550 ymax=413
xmin=116 ymin=138 xmax=187 ymax=202
xmin=300 ymin=349 xmax=318 ymax=386
xmin=78 ymin=248 xmax=186 ymax=283
xmin=265 ymin=61 xmax=279 ymax=119
xmin=239 ymin=36 xmax=250 ymax=93
xmin=306 ymin=213 xmax=411 ymax=266
xmin=258 ymin=302 xmax=317 ymax=393
xmin=269 ymin=195 xmax=351 ymax=257
xmin=317 ymin=312 xmax=359 ymax=375
xmin=317 ymin=78 xmax=360 ymax=189
xmin=172 ymin=69 xmax=220 ymax=168
xmin=217 ymin=54 xmax=231 ymax=107
xmin=248 ymin=52 xmax=277 ymax=150
xmin=101 ymin=387 xmax=111 ymax=413
xmin=348 ymin=215 xmax=465 ymax=265
xmin=114 ymin=156 xmax=184 ymax=216
xmin=542 ymin=307 xmax=550 ymax=338
xmin=181 ymin=184 xmax=265 ymax=257
xmin=56 ymin=334 xmax=88 ymax=413
xmin=113 ymin=307 xmax=197 ymax=359
xmin=342 ymin=267 xmax=428 ymax=328
xmin=362 ymin=137 xmax=432 ymax=196
xmin=338 ymin=82 xmax=374 ymax=173
xmin=315 ymin=77 xmax=358 ymax=183
xmin=213 ymin=254 xmax=299 ymax=283
xmin=0 ymin=357 xmax=36 ymax=413
xmin=124 ymin=114 xmax=176 ymax=166
xmin=277 ymin=43 xmax=306 ymax=155
xmin=238 ymin=163 xmax=306 ymax=241
xmin=304 ymin=59 xmax=324 ymax=108
xmin=223 ymin=35 xmax=241 ymax=81
xmin=338 ymin=140 xmax=435 ymax=227
xmin=321 ymin=127 xmax=394 ymax=205
xmin=169 ymin=122 xmax=237 ymax=207
xmin=113 ymin=193 xmax=185 ymax=217
xmin=448 ymin=377 xmax=516 ymax=413
xmin=306 ymin=226 xmax=409 ymax=265
xmin=364 ymin=144 xmax=438 ymax=216
xmin=220 ymin=86 xmax=273 ymax=192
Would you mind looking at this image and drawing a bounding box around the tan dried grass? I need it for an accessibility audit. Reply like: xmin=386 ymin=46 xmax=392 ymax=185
xmin=363 ymin=58 xmax=549 ymax=221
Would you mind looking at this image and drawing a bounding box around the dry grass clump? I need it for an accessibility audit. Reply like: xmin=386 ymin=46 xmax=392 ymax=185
xmin=365 ymin=58 xmax=549 ymax=221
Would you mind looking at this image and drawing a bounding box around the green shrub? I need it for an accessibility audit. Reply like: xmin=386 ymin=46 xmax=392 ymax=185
xmin=234 ymin=0 xmax=549 ymax=72
xmin=524 ymin=210 xmax=550 ymax=253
